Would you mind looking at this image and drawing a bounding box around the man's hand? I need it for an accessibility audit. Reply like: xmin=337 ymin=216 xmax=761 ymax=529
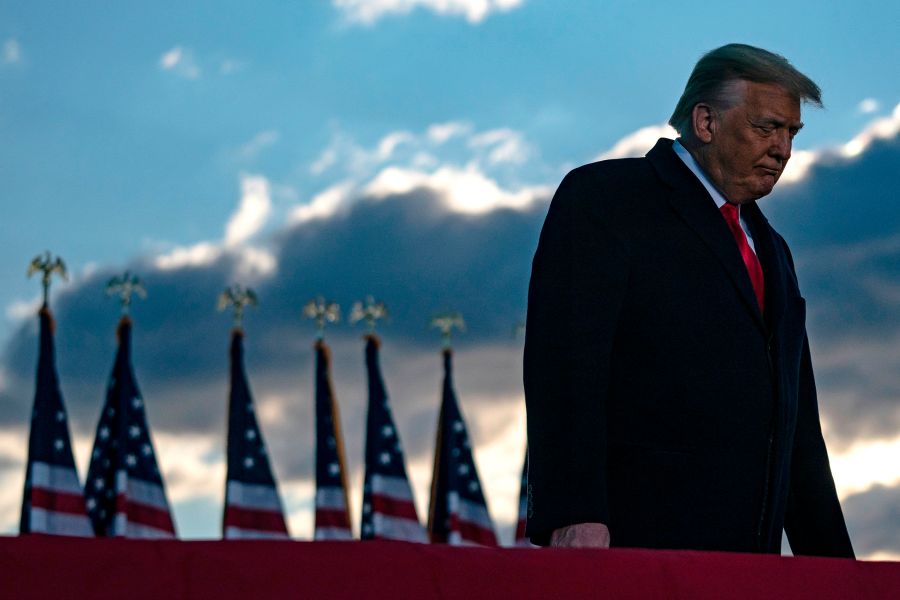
xmin=549 ymin=522 xmax=611 ymax=548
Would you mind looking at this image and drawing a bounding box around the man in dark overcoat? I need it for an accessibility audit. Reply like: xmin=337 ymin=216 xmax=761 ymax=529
xmin=524 ymin=43 xmax=854 ymax=557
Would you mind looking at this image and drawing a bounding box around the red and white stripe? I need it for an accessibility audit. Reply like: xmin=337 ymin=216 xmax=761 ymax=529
xmin=315 ymin=487 xmax=353 ymax=540
xmin=224 ymin=481 xmax=289 ymax=539
xmin=111 ymin=471 xmax=175 ymax=539
xmin=27 ymin=462 xmax=93 ymax=537
xmin=368 ymin=474 xmax=427 ymax=543
xmin=446 ymin=492 xmax=497 ymax=546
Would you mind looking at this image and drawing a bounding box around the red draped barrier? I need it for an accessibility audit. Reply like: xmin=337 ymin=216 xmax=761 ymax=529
xmin=3 ymin=537 xmax=898 ymax=599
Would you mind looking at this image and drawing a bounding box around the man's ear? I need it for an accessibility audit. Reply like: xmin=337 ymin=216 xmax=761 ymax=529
xmin=691 ymin=103 xmax=716 ymax=144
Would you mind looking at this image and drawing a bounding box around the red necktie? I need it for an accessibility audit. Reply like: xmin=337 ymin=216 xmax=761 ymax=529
xmin=720 ymin=202 xmax=765 ymax=313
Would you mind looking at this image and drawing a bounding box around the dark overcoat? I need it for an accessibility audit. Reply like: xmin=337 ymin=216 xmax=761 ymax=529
xmin=523 ymin=138 xmax=854 ymax=557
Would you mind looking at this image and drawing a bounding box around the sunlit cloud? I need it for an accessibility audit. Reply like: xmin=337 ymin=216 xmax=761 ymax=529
xmin=155 ymin=241 xmax=221 ymax=271
xmin=154 ymin=433 xmax=225 ymax=504
xmin=288 ymin=181 xmax=355 ymax=224
xmin=5 ymin=296 xmax=41 ymax=323
xmin=598 ymin=102 xmax=900 ymax=187
xmin=155 ymin=174 xmax=276 ymax=279
xmin=333 ymin=0 xmax=525 ymax=25
xmin=778 ymin=149 xmax=817 ymax=184
xmin=784 ymin=101 xmax=900 ymax=182
xmin=158 ymin=46 xmax=201 ymax=80
xmin=1 ymin=106 xmax=898 ymax=555
xmin=224 ymin=175 xmax=273 ymax=247
xmin=0 ymin=430 xmax=31 ymax=530
xmin=299 ymin=121 xmax=549 ymax=218
xmin=830 ymin=435 xmax=900 ymax=499
xmin=841 ymin=102 xmax=900 ymax=158
xmin=594 ymin=123 xmax=678 ymax=161
xmin=364 ymin=163 xmax=549 ymax=214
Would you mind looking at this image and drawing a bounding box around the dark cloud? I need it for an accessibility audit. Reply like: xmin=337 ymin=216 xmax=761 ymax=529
xmin=765 ymin=135 xmax=900 ymax=446
xmin=0 ymin=189 xmax=535 ymax=489
xmin=842 ymin=483 xmax=900 ymax=557
xmin=2 ymin=131 xmax=899 ymax=474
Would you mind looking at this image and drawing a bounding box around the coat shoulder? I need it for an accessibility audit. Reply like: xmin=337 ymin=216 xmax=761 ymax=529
xmin=567 ymin=156 xmax=655 ymax=188
xmin=555 ymin=156 xmax=661 ymax=223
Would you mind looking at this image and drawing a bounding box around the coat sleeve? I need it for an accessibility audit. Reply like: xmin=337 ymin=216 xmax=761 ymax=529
xmin=784 ymin=332 xmax=855 ymax=558
xmin=523 ymin=168 xmax=629 ymax=545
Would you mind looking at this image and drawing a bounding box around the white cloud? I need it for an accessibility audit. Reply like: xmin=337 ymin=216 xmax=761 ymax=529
xmin=309 ymin=121 xmax=500 ymax=181
xmin=2 ymin=38 xmax=21 ymax=65
xmin=225 ymin=175 xmax=273 ymax=247
xmin=309 ymin=120 xmax=535 ymax=182
xmin=427 ymin=121 xmax=472 ymax=144
xmin=289 ymin=181 xmax=355 ymax=224
xmin=155 ymin=175 xmax=277 ymax=278
xmin=781 ymin=101 xmax=900 ymax=184
xmin=595 ymin=123 xmax=678 ymax=161
xmin=309 ymin=130 xmax=405 ymax=177
xmin=237 ymin=130 xmax=280 ymax=161
xmin=300 ymin=121 xmax=548 ymax=220
xmin=158 ymin=46 xmax=200 ymax=80
xmin=5 ymin=296 xmax=41 ymax=323
xmin=830 ymin=435 xmax=900 ymax=499
xmin=777 ymin=149 xmax=817 ymax=184
xmin=365 ymin=162 xmax=550 ymax=214
xmin=469 ymin=128 xmax=530 ymax=165
xmin=310 ymin=145 xmax=339 ymax=176
xmin=375 ymin=131 xmax=415 ymax=162
xmin=233 ymin=246 xmax=277 ymax=279
xmin=858 ymin=98 xmax=880 ymax=115
xmin=155 ymin=241 xmax=222 ymax=271
xmin=333 ymin=0 xmax=525 ymax=25
xmin=840 ymin=101 xmax=900 ymax=158
xmin=153 ymin=433 xmax=224 ymax=504
xmin=0 ymin=431 xmax=27 ymax=534
xmin=599 ymin=102 xmax=900 ymax=187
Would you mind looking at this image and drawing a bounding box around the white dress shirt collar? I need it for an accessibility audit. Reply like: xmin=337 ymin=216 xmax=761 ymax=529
xmin=671 ymin=138 xmax=756 ymax=250
xmin=672 ymin=138 xmax=729 ymax=209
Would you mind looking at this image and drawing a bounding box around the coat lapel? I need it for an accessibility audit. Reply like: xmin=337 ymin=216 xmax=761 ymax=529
xmin=646 ymin=138 xmax=766 ymax=334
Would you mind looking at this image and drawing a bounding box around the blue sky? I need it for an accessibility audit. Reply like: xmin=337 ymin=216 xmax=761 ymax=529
xmin=1 ymin=1 xmax=899 ymax=555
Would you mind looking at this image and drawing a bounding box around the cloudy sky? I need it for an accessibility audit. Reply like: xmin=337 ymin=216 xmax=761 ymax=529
xmin=2 ymin=0 xmax=899 ymax=557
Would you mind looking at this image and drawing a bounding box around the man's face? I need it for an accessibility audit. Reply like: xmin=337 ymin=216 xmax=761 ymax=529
xmin=704 ymin=80 xmax=803 ymax=204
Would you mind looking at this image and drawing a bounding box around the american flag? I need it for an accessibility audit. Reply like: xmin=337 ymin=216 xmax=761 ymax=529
xmin=313 ymin=340 xmax=353 ymax=540
xmin=428 ymin=348 xmax=497 ymax=546
xmin=514 ymin=450 xmax=535 ymax=547
xmin=360 ymin=335 xmax=427 ymax=542
xmin=19 ymin=307 xmax=93 ymax=537
xmin=223 ymin=329 xmax=289 ymax=539
xmin=84 ymin=317 xmax=176 ymax=538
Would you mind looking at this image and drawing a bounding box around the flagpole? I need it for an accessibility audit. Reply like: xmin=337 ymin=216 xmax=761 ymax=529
xmin=427 ymin=312 xmax=465 ymax=542
xmin=21 ymin=252 xmax=94 ymax=537
xmin=87 ymin=271 xmax=176 ymax=538
xmin=305 ymin=296 xmax=355 ymax=539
